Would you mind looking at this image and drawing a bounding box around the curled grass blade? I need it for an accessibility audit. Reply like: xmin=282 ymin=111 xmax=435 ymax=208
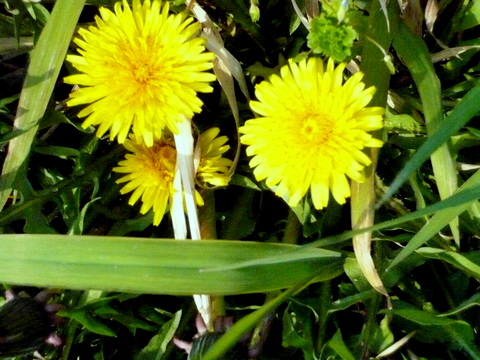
xmin=349 ymin=0 xmax=395 ymax=296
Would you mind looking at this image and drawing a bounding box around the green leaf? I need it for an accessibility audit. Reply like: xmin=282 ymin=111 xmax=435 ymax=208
xmin=0 ymin=234 xmax=343 ymax=295
xmin=383 ymin=308 xmax=479 ymax=356
xmin=416 ymin=248 xmax=480 ymax=279
xmin=326 ymin=329 xmax=355 ymax=360
xmin=370 ymin=316 xmax=394 ymax=354
xmin=343 ymin=257 xmax=372 ymax=292
xmin=136 ymin=311 xmax=182 ymax=360
xmin=456 ymin=0 xmax=480 ymax=31
xmin=95 ymin=307 xmax=155 ymax=332
xmin=441 ymin=292 xmax=480 ymax=317
xmin=34 ymin=145 xmax=81 ymax=159
xmin=61 ymin=309 xmax=116 ymax=337
xmin=282 ymin=303 xmax=315 ymax=360
xmin=329 ymin=290 xmax=376 ymax=314
xmin=68 ymin=197 xmax=100 ymax=235
xmin=229 ymin=174 xmax=261 ymax=191
xmin=391 ymin=20 xmax=459 ymax=243
xmin=203 ymin=279 xmax=313 ymax=360
xmin=387 ymin=168 xmax=480 ymax=270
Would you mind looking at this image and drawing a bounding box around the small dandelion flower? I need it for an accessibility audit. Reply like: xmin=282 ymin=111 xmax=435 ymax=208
xmin=114 ymin=128 xmax=232 ymax=225
xmin=239 ymin=57 xmax=384 ymax=209
xmin=65 ymin=0 xmax=216 ymax=146
xmin=196 ymin=127 xmax=233 ymax=187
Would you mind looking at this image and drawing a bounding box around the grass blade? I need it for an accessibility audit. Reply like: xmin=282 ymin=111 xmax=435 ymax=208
xmin=0 ymin=234 xmax=343 ymax=295
xmin=390 ymin=20 xmax=459 ymax=242
xmin=0 ymin=0 xmax=86 ymax=210
xmin=387 ymin=169 xmax=480 ymax=270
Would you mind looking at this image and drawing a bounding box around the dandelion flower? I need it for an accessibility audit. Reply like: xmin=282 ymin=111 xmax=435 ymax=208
xmin=239 ymin=57 xmax=384 ymax=209
xmin=65 ymin=0 xmax=216 ymax=146
xmin=114 ymin=128 xmax=231 ymax=225
xmin=196 ymin=127 xmax=233 ymax=187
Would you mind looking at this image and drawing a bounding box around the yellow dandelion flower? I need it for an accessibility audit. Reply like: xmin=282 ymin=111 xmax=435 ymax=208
xmin=114 ymin=128 xmax=231 ymax=225
xmin=196 ymin=127 xmax=233 ymax=187
xmin=239 ymin=57 xmax=384 ymax=209
xmin=65 ymin=0 xmax=216 ymax=146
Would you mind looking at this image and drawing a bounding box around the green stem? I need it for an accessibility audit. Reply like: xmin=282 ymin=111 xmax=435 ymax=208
xmin=282 ymin=209 xmax=301 ymax=245
xmin=360 ymin=293 xmax=383 ymax=360
xmin=198 ymin=189 xmax=226 ymax=327
xmin=315 ymin=281 xmax=331 ymax=353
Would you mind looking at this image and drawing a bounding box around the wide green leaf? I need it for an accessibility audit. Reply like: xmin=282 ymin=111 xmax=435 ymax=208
xmin=0 ymin=234 xmax=343 ymax=295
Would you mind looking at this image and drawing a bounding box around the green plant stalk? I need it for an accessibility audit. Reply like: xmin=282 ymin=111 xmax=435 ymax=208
xmin=198 ymin=189 xmax=226 ymax=330
xmin=315 ymin=280 xmax=331 ymax=353
xmin=360 ymin=293 xmax=383 ymax=360
xmin=0 ymin=0 xmax=86 ymax=212
xmin=283 ymin=209 xmax=301 ymax=245
xmin=352 ymin=0 xmax=395 ymax=355
xmin=393 ymin=20 xmax=460 ymax=244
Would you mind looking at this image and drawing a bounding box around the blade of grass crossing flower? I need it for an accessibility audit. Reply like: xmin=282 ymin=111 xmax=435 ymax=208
xmin=0 ymin=0 xmax=85 ymax=212
xmin=350 ymin=0 xmax=395 ymax=296
xmin=387 ymin=168 xmax=480 ymax=271
xmin=171 ymin=170 xmax=187 ymax=239
xmin=174 ymin=119 xmax=201 ymax=240
xmin=0 ymin=235 xmax=343 ymax=295
xmin=173 ymin=119 xmax=213 ymax=330
xmin=389 ymin=21 xmax=460 ymax=242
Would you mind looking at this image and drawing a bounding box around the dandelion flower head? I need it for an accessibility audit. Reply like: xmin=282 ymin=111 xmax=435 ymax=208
xmin=196 ymin=127 xmax=233 ymax=187
xmin=240 ymin=57 xmax=384 ymax=209
xmin=65 ymin=0 xmax=216 ymax=146
xmin=114 ymin=128 xmax=232 ymax=225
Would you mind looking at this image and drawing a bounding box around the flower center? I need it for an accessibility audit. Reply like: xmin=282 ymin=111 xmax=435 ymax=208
xmin=299 ymin=112 xmax=336 ymax=146
xmin=132 ymin=61 xmax=156 ymax=85
xmin=146 ymin=141 xmax=176 ymax=183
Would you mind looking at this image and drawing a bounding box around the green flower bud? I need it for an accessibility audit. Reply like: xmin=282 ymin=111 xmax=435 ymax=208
xmin=307 ymin=15 xmax=357 ymax=62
